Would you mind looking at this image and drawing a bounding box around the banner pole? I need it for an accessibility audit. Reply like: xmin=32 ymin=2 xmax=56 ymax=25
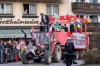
xmin=85 ymin=24 xmax=87 ymax=32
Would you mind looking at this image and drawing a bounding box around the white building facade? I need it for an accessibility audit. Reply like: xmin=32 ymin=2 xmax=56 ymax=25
xmin=0 ymin=0 xmax=99 ymax=38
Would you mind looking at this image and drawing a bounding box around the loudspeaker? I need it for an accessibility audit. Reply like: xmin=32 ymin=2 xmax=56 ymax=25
xmin=70 ymin=24 xmax=74 ymax=33
xmin=40 ymin=26 xmax=44 ymax=31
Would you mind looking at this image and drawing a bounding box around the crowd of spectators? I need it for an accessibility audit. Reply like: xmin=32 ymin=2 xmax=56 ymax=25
xmin=0 ymin=39 xmax=19 ymax=64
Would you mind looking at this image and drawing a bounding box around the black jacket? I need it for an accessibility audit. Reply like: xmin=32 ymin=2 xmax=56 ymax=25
xmin=41 ymin=15 xmax=50 ymax=23
xmin=7 ymin=43 xmax=13 ymax=49
xmin=64 ymin=27 xmax=68 ymax=32
xmin=65 ymin=41 xmax=76 ymax=53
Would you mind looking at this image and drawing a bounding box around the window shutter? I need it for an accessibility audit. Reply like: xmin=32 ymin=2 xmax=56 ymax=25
xmin=5 ymin=4 xmax=12 ymax=14
xmin=53 ymin=5 xmax=58 ymax=16
xmin=90 ymin=0 xmax=94 ymax=3
xmin=94 ymin=0 xmax=98 ymax=3
xmin=46 ymin=5 xmax=52 ymax=16
xmin=0 ymin=4 xmax=4 ymax=13
xmin=76 ymin=0 xmax=79 ymax=2
xmin=29 ymin=4 xmax=36 ymax=14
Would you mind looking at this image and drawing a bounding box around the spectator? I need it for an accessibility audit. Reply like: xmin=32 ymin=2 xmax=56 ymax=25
xmin=63 ymin=24 xmax=68 ymax=32
xmin=6 ymin=41 xmax=14 ymax=50
xmin=23 ymin=9 xmax=28 ymax=14
xmin=3 ymin=41 xmax=9 ymax=64
xmin=0 ymin=40 xmax=4 ymax=50
xmin=14 ymin=41 xmax=18 ymax=48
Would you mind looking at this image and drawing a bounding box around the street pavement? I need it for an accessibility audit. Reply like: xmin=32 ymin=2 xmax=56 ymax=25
xmin=0 ymin=60 xmax=84 ymax=66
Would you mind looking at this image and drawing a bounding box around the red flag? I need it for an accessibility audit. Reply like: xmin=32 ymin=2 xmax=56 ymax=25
xmin=16 ymin=38 xmax=25 ymax=50
xmin=31 ymin=26 xmax=34 ymax=38
xmin=49 ymin=25 xmax=53 ymax=32
xmin=48 ymin=24 xmax=54 ymax=37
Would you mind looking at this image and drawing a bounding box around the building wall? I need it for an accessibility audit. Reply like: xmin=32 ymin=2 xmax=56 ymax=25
xmin=0 ymin=0 xmax=70 ymax=26
xmin=0 ymin=0 xmax=100 ymax=27
xmin=70 ymin=0 xmax=100 ymax=22
xmin=1 ymin=2 xmax=45 ymax=26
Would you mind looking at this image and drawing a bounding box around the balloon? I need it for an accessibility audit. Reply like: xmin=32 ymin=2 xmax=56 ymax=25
xmin=71 ymin=18 xmax=74 ymax=21
xmin=79 ymin=20 xmax=82 ymax=24
xmin=54 ymin=24 xmax=58 ymax=28
xmin=77 ymin=20 xmax=82 ymax=25
xmin=76 ymin=22 xmax=79 ymax=25
xmin=56 ymin=26 xmax=58 ymax=28
xmin=87 ymin=19 xmax=91 ymax=23
xmin=77 ymin=24 xmax=81 ymax=28
xmin=58 ymin=25 xmax=61 ymax=28
xmin=74 ymin=26 xmax=76 ymax=29
xmin=78 ymin=20 xmax=81 ymax=22
xmin=83 ymin=20 xmax=87 ymax=24
xmin=54 ymin=25 xmax=56 ymax=28
xmin=76 ymin=21 xmax=81 ymax=25
xmin=76 ymin=18 xmax=80 ymax=22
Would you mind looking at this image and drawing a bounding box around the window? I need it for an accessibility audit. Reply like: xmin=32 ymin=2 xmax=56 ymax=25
xmin=89 ymin=15 xmax=98 ymax=22
xmin=76 ymin=0 xmax=85 ymax=2
xmin=23 ymin=4 xmax=36 ymax=15
xmin=76 ymin=14 xmax=84 ymax=18
xmin=0 ymin=3 xmax=12 ymax=14
xmin=46 ymin=5 xmax=59 ymax=16
xmin=90 ymin=0 xmax=98 ymax=3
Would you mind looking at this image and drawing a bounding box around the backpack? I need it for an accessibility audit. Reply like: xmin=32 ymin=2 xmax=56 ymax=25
xmin=65 ymin=42 xmax=74 ymax=53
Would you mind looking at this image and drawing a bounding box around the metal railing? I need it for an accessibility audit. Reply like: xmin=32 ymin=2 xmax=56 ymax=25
xmin=72 ymin=2 xmax=100 ymax=13
xmin=0 ymin=48 xmax=20 ymax=63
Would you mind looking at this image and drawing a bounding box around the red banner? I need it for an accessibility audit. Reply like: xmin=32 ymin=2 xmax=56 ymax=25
xmin=53 ymin=32 xmax=88 ymax=50
xmin=49 ymin=15 xmax=86 ymax=24
xmin=49 ymin=16 xmax=55 ymax=22
xmin=54 ymin=32 xmax=71 ymax=45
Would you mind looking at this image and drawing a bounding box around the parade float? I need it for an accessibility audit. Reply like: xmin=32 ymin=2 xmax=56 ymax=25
xmin=21 ymin=14 xmax=91 ymax=65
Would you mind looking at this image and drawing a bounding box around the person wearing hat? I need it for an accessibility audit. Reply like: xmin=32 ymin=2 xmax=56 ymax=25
xmin=40 ymin=13 xmax=50 ymax=31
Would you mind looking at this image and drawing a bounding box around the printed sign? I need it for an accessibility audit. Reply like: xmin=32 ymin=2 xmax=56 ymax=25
xmin=72 ymin=33 xmax=88 ymax=49
xmin=32 ymin=32 xmax=51 ymax=42
xmin=0 ymin=18 xmax=39 ymax=24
